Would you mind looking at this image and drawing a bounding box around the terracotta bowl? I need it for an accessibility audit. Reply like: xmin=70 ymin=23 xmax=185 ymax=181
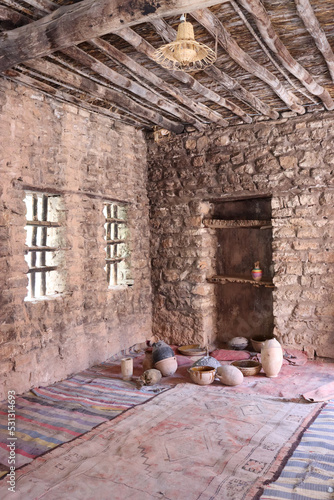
xmin=188 ymin=366 xmax=216 ymax=386
xmin=250 ymin=336 xmax=274 ymax=352
xmin=231 ymin=360 xmax=262 ymax=376
xmin=154 ymin=356 xmax=178 ymax=377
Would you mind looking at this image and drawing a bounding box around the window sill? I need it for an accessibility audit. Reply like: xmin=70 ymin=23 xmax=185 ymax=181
xmin=24 ymin=292 xmax=68 ymax=303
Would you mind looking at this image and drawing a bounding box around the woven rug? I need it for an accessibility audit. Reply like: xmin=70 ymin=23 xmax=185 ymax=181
xmin=0 ymin=383 xmax=321 ymax=500
xmin=261 ymin=401 xmax=334 ymax=500
xmin=0 ymin=362 xmax=170 ymax=479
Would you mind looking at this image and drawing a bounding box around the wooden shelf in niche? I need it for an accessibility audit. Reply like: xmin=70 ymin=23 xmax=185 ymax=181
xmin=207 ymin=275 xmax=275 ymax=288
xmin=203 ymin=219 xmax=272 ymax=229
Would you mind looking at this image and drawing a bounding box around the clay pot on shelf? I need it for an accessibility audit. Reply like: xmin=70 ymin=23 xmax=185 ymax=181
xmin=261 ymin=338 xmax=283 ymax=378
xmin=251 ymin=261 xmax=263 ymax=282
xmin=155 ymin=356 xmax=178 ymax=377
xmin=152 ymin=341 xmax=174 ymax=364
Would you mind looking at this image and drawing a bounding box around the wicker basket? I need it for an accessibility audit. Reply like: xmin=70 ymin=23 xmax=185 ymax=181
xmin=231 ymin=360 xmax=262 ymax=376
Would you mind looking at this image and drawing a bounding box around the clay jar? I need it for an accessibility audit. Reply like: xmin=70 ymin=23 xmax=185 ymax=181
xmin=261 ymin=338 xmax=283 ymax=378
xmin=152 ymin=341 xmax=174 ymax=364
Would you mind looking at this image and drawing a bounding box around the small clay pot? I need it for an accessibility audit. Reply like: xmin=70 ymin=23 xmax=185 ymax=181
xmin=188 ymin=366 xmax=216 ymax=386
xmin=155 ymin=356 xmax=178 ymax=377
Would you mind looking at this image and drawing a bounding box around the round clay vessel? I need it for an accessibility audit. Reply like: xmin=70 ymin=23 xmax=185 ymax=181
xmin=152 ymin=341 xmax=174 ymax=364
xmin=154 ymin=356 xmax=178 ymax=376
xmin=261 ymin=338 xmax=283 ymax=378
xmin=216 ymin=365 xmax=244 ymax=386
xmin=188 ymin=366 xmax=215 ymax=386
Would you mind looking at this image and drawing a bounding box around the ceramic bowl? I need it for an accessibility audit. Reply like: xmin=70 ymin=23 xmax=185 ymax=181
xmin=188 ymin=366 xmax=216 ymax=386
xmin=231 ymin=360 xmax=262 ymax=376
xmin=228 ymin=337 xmax=249 ymax=350
xmin=178 ymin=344 xmax=207 ymax=357
xmin=250 ymin=336 xmax=274 ymax=352
xmin=154 ymin=356 xmax=178 ymax=377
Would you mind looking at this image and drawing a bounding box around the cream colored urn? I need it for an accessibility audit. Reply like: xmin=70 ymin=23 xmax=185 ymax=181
xmin=261 ymin=338 xmax=283 ymax=378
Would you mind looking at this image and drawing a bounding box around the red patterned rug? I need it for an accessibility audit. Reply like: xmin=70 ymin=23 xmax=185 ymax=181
xmin=0 ymin=383 xmax=321 ymax=500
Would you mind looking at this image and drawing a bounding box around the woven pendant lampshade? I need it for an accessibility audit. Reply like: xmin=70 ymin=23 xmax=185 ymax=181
xmin=153 ymin=18 xmax=217 ymax=72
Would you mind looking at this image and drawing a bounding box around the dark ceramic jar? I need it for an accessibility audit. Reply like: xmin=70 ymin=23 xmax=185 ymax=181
xmin=152 ymin=341 xmax=174 ymax=364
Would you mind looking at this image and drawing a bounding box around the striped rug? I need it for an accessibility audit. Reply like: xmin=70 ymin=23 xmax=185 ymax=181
xmin=0 ymin=362 xmax=170 ymax=478
xmin=261 ymin=401 xmax=334 ymax=500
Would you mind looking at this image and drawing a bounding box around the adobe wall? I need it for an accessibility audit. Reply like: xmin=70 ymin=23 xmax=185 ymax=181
xmin=147 ymin=112 xmax=334 ymax=358
xmin=0 ymin=79 xmax=151 ymax=400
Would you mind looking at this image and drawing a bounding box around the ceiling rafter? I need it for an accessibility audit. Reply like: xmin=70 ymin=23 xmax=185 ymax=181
xmin=5 ymin=68 xmax=150 ymax=127
xmin=191 ymin=8 xmax=305 ymax=114
xmin=22 ymin=58 xmax=184 ymax=133
xmin=150 ymin=16 xmax=279 ymax=120
xmin=237 ymin=0 xmax=334 ymax=110
xmin=295 ymin=0 xmax=334 ymax=83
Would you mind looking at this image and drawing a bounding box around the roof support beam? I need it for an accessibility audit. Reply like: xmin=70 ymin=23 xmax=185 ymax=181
xmin=294 ymin=0 xmax=334 ymax=83
xmin=150 ymin=17 xmax=279 ymax=119
xmin=237 ymin=0 xmax=334 ymax=110
xmin=0 ymin=0 xmax=230 ymax=73
xmin=192 ymin=8 xmax=305 ymax=114
xmin=22 ymin=58 xmax=184 ymax=133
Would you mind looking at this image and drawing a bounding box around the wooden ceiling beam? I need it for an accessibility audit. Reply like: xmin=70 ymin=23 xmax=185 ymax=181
xmin=0 ymin=0 xmax=231 ymax=73
xmin=0 ymin=5 xmax=27 ymax=25
xmin=61 ymin=46 xmax=204 ymax=130
xmin=4 ymin=68 xmax=150 ymax=127
xmin=150 ymin=17 xmax=279 ymax=120
xmin=237 ymin=0 xmax=334 ymax=110
xmin=295 ymin=0 xmax=334 ymax=83
xmin=22 ymin=58 xmax=184 ymax=133
xmin=192 ymin=9 xmax=305 ymax=114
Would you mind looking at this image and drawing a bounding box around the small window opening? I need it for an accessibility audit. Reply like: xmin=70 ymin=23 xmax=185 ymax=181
xmin=103 ymin=202 xmax=132 ymax=287
xmin=24 ymin=192 xmax=64 ymax=299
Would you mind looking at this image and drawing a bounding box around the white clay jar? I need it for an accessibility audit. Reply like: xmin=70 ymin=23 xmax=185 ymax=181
xmin=261 ymin=338 xmax=283 ymax=378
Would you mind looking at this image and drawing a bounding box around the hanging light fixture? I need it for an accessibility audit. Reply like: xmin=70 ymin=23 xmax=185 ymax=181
xmin=153 ymin=14 xmax=217 ymax=72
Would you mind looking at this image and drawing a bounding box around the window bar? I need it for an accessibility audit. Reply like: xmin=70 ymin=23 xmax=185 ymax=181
xmin=113 ymin=204 xmax=118 ymax=286
xmin=30 ymin=194 xmax=38 ymax=298
xmin=40 ymin=194 xmax=48 ymax=296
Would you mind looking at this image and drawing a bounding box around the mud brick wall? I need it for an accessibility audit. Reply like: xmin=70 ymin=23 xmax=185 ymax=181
xmin=0 ymin=79 xmax=151 ymax=400
xmin=147 ymin=112 xmax=334 ymax=358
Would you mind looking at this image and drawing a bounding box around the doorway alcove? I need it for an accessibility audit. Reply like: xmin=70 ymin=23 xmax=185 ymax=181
xmin=206 ymin=196 xmax=274 ymax=344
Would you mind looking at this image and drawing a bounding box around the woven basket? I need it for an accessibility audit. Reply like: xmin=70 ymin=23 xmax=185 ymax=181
xmin=231 ymin=360 xmax=262 ymax=376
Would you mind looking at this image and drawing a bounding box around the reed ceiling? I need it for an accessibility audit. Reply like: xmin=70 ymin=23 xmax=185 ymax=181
xmin=1 ymin=0 xmax=334 ymax=133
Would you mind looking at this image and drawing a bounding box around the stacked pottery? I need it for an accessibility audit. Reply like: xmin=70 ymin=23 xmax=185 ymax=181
xmin=261 ymin=338 xmax=283 ymax=378
xmin=152 ymin=341 xmax=177 ymax=376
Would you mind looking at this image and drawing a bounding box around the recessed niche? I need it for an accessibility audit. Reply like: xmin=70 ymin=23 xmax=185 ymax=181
xmin=207 ymin=196 xmax=274 ymax=344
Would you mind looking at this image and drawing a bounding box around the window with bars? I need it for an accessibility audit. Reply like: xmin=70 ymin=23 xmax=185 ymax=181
xmin=24 ymin=192 xmax=64 ymax=299
xmin=103 ymin=202 xmax=132 ymax=287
